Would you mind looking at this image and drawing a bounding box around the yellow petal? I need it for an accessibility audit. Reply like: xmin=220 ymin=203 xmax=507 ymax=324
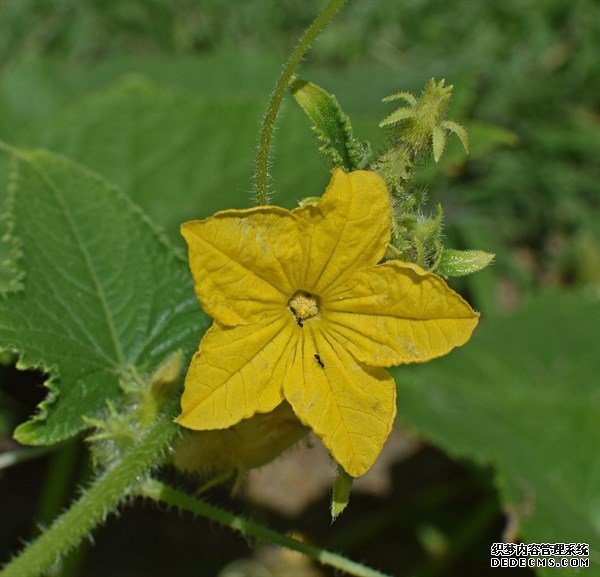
xmin=324 ymin=261 xmax=479 ymax=366
xmin=293 ymin=169 xmax=392 ymax=295
xmin=178 ymin=314 xmax=294 ymax=430
xmin=181 ymin=206 xmax=301 ymax=326
xmin=173 ymin=401 xmax=308 ymax=473
xmin=283 ymin=325 xmax=396 ymax=477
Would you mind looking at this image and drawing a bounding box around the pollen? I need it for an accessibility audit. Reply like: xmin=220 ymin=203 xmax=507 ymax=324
xmin=288 ymin=291 xmax=320 ymax=321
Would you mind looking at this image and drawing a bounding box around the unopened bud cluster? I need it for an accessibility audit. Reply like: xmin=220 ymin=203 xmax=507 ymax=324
xmin=292 ymin=76 xmax=493 ymax=278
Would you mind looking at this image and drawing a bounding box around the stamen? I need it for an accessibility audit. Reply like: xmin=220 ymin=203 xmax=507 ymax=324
xmin=288 ymin=291 xmax=320 ymax=325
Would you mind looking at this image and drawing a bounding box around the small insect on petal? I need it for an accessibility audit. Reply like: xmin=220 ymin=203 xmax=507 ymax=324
xmin=314 ymin=354 xmax=325 ymax=368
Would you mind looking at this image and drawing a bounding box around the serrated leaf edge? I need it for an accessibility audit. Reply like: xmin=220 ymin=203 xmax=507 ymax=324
xmin=1 ymin=142 xmax=186 ymax=261
xmin=0 ymin=142 xmax=194 ymax=445
xmin=3 ymin=344 xmax=65 ymax=445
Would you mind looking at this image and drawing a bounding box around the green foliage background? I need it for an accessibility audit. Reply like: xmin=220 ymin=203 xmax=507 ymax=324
xmin=1 ymin=1 xmax=598 ymax=576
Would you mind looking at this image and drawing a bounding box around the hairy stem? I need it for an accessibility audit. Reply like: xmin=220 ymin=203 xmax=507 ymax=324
xmin=1 ymin=410 xmax=178 ymax=577
xmin=138 ymin=477 xmax=392 ymax=577
xmin=253 ymin=0 xmax=348 ymax=204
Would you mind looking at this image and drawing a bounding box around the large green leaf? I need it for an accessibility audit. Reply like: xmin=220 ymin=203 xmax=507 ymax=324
xmin=0 ymin=55 xmax=396 ymax=230
xmin=0 ymin=145 xmax=208 ymax=445
xmin=0 ymin=53 xmax=391 ymax=146
xmin=31 ymin=76 xmax=327 ymax=240
xmin=392 ymin=291 xmax=599 ymax=576
xmin=38 ymin=77 xmax=264 ymax=231
xmin=0 ymin=152 xmax=23 ymax=294
xmin=0 ymin=52 xmax=280 ymax=142
xmin=0 ymin=57 xmax=398 ymax=242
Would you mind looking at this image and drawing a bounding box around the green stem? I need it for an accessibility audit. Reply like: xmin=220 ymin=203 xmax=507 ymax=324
xmin=58 ymin=452 xmax=94 ymax=577
xmin=138 ymin=477 xmax=392 ymax=577
xmin=0 ymin=412 xmax=178 ymax=577
xmin=253 ymin=0 xmax=348 ymax=204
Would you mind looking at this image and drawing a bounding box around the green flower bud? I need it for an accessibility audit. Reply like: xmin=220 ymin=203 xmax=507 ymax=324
xmin=331 ymin=465 xmax=353 ymax=521
xmin=436 ymin=248 xmax=495 ymax=278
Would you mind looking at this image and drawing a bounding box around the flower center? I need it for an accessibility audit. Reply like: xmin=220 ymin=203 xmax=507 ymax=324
xmin=288 ymin=291 xmax=320 ymax=323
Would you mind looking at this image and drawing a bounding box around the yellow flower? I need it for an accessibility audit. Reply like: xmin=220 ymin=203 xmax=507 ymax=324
xmin=178 ymin=169 xmax=478 ymax=477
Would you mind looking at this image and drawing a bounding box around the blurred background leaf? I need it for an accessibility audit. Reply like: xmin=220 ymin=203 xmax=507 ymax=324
xmin=392 ymin=290 xmax=600 ymax=575
xmin=1 ymin=1 xmax=598 ymax=576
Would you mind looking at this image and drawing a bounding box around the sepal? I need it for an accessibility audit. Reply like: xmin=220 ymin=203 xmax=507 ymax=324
xmin=291 ymin=78 xmax=370 ymax=171
xmin=436 ymin=248 xmax=495 ymax=278
xmin=331 ymin=465 xmax=353 ymax=521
